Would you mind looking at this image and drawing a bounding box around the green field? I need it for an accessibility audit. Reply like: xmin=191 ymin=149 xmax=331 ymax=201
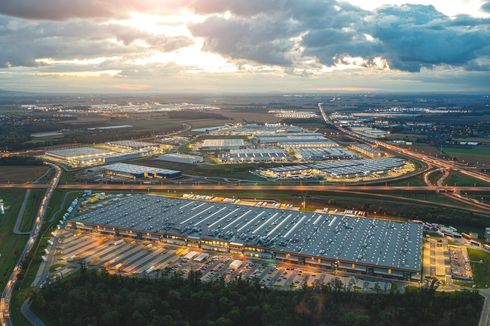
xmin=444 ymin=171 xmax=490 ymax=187
xmin=11 ymin=190 xmax=82 ymax=326
xmin=0 ymin=166 xmax=49 ymax=183
xmin=19 ymin=190 xmax=44 ymax=232
xmin=467 ymin=248 xmax=490 ymax=288
xmin=443 ymin=145 xmax=490 ymax=158
xmin=0 ymin=190 xmax=28 ymax=289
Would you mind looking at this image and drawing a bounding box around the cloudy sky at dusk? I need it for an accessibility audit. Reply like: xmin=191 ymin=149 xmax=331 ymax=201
xmin=0 ymin=0 xmax=489 ymax=93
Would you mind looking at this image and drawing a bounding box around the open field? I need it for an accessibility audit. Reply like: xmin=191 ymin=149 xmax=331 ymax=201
xmin=0 ymin=190 xmax=28 ymax=289
xmin=136 ymin=158 xmax=266 ymax=181
xmin=444 ymin=172 xmax=490 ymax=187
xmin=442 ymin=145 xmax=490 ymax=166
xmin=11 ymin=190 xmax=82 ymax=326
xmin=467 ymin=248 xmax=490 ymax=288
xmin=19 ymin=189 xmax=44 ymax=233
xmin=0 ymin=166 xmax=49 ymax=183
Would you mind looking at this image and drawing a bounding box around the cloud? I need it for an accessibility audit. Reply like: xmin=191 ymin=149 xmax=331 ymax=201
xmin=482 ymin=2 xmax=490 ymax=13
xmin=0 ymin=0 xmax=160 ymax=20
xmin=0 ymin=15 xmax=192 ymax=67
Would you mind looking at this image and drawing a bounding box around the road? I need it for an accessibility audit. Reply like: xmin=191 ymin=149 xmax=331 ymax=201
xmin=320 ymin=102 xmax=490 ymax=325
xmin=0 ymin=163 xmax=61 ymax=326
xmin=1 ymin=183 xmax=490 ymax=193
xmin=480 ymin=288 xmax=490 ymax=326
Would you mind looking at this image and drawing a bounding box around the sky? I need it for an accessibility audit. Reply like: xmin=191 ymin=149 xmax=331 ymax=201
xmin=0 ymin=0 xmax=489 ymax=94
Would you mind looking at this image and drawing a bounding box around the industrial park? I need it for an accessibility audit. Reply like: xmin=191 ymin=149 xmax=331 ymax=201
xmin=1 ymin=1 xmax=490 ymax=323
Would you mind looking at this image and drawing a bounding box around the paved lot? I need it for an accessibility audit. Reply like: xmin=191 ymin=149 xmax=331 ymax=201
xmin=42 ymin=229 xmax=406 ymax=293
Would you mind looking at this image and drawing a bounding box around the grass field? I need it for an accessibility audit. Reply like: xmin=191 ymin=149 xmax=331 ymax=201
xmin=19 ymin=190 xmax=44 ymax=233
xmin=467 ymin=248 xmax=490 ymax=288
xmin=0 ymin=190 xmax=28 ymax=290
xmin=136 ymin=159 xmax=266 ymax=181
xmin=444 ymin=171 xmax=490 ymax=187
xmin=0 ymin=166 xmax=49 ymax=183
xmin=11 ymin=190 xmax=82 ymax=326
xmin=442 ymin=145 xmax=490 ymax=165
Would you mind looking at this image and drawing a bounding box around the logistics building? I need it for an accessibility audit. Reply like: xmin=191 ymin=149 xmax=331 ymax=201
xmin=105 ymin=140 xmax=161 ymax=151
xmin=259 ymin=157 xmax=407 ymax=180
xmin=349 ymin=143 xmax=387 ymax=158
xmin=218 ymin=148 xmax=290 ymax=163
xmin=68 ymin=195 xmax=423 ymax=280
xmin=96 ymin=163 xmax=181 ymax=179
xmin=157 ymin=153 xmax=204 ymax=164
xmin=45 ymin=147 xmax=114 ymax=167
xmin=45 ymin=146 xmax=148 ymax=167
xmin=199 ymin=139 xmax=246 ymax=150
xmin=211 ymin=123 xmax=303 ymax=136
xmin=293 ymin=148 xmax=358 ymax=161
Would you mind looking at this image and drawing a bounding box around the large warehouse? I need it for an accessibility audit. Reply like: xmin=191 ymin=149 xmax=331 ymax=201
xmin=69 ymin=195 xmax=423 ymax=280
xmin=199 ymin=139 xmax=246 ymax=150
xmin=45 ymin=147 xmax=115 ymax=167
xmin=259 ymin=157 xmax=408 ymax=180
xmin=96 ymin=163 xmax=181 ymax=179
xmin=218 ymin=148 xmax=290 ymax=163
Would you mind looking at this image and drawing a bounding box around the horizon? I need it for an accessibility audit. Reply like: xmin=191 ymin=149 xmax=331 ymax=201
xmin=1 ymin=0 xmax=490 ymax=93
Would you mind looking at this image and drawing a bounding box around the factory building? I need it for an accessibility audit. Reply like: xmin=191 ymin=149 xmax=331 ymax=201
xmin=96 ymin=163 xmax=181 ymax=180
xmin=349 ymin=143 xmax=387 ymax=158
xmin=68 ymin=195 xmax=423 ymax=280
xmin=157 ymin=153 xmax=204 ymax=164
xmin=199 ymin=139 xmax=246 ymax=151
xmin=218 ymin=148 xmax=290 ymax=163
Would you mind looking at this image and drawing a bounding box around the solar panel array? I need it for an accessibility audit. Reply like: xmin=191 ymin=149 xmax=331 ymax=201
xmin=72 ymin=195 xmax=422 ymax=272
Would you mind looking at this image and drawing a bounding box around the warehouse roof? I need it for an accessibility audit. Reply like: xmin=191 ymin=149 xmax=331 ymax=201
xmin=100 ymin=163 xmax=180 ymax=175
xmin=106 ymin=140 xmax=159 ymax=149
xmin=72 ymin=195 xmax=422 ymax=272
xmin=47 ymin=147 xmax=111 ymax=158
xmin=201 ymin=139 xmax=245 ymax=148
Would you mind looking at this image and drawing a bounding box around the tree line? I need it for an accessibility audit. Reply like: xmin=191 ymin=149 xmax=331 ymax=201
xmin=31 ymin=268 xmax=483 ymax=326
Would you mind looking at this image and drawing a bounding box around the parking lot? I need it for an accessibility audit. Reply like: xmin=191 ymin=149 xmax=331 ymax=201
xmin=45 ymin=229 xmax=400 ymax=292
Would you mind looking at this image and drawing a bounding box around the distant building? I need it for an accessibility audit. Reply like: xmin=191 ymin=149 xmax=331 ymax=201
xmin=105 ymin=140 xmax=161 ymax=151
xmin=484 ymin=227 xmax=490 ymax=243
xmin=199 ymin=139 xmax=246 ymax=151
xmin=157 ymin=153 xmax=203 ymax=164
xmin=45 ymin=146 xmax=148 ymax=167
xmin=94 ymin=163 xmax=181 ymax=180
xmin=218 ymin=148 xmax=290 ymax=163
xmin=349 ymin=143 xmax=387 ymax=158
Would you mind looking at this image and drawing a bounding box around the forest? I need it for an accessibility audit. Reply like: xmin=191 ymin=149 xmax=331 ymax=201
xmin=31 ymin=268 xmax=483 ymax=326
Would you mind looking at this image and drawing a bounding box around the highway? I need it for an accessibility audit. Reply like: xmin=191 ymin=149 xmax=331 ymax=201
xmin=0 ymin=163 xmax=61 ymax=326
xmin=320 ymin=102 xmax=490 ymax=325
xmin=1 ymin=183 xmax=490 ymax=193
